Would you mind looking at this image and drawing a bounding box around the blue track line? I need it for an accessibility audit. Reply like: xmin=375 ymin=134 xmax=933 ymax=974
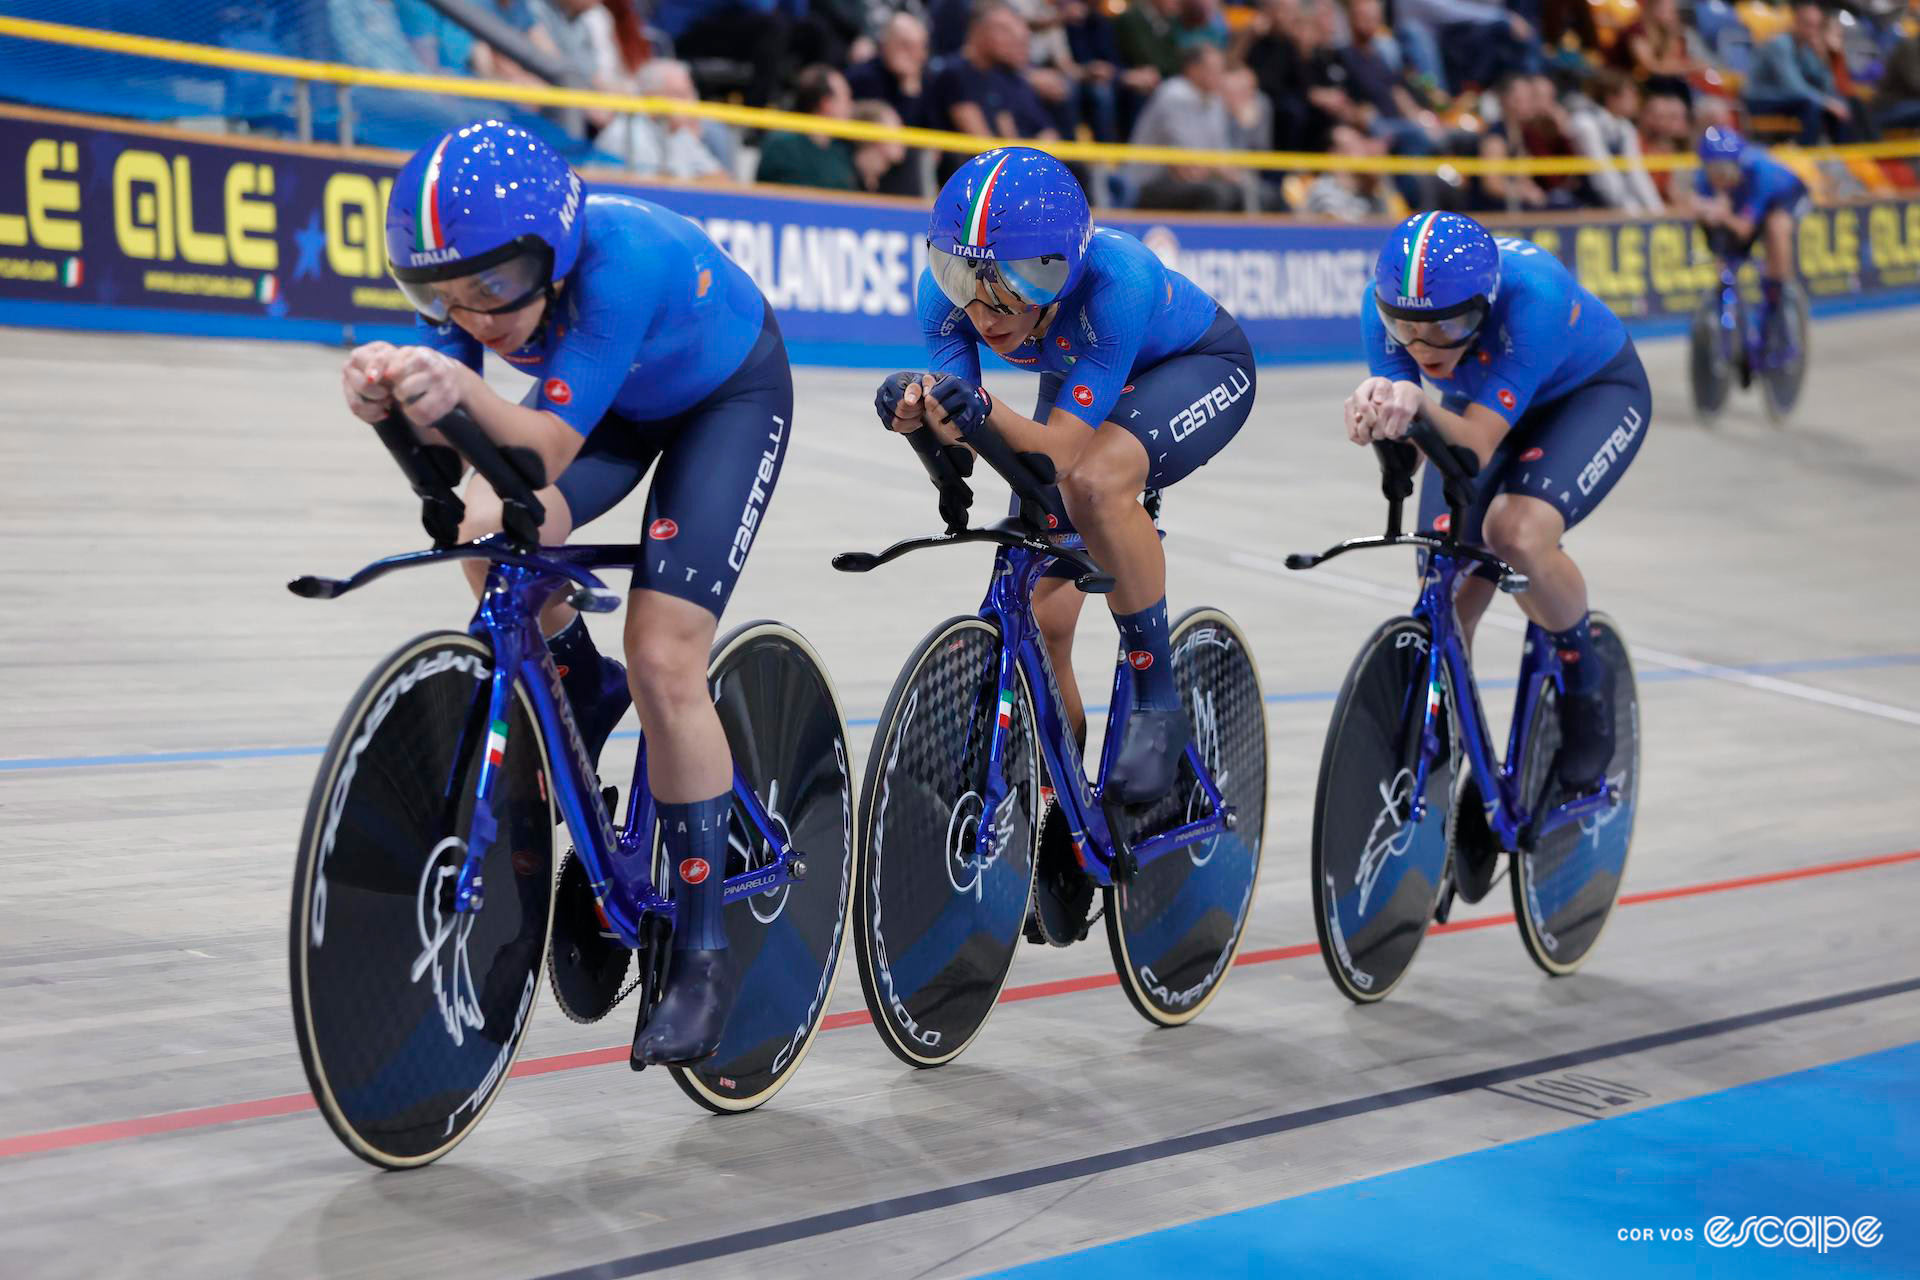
xmin=3 ymin=651 xmax=1916 ymax=774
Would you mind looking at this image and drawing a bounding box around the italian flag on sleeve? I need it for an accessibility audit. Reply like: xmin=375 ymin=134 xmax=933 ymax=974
xmin=486 ymin=718 xmax=509 ymax=767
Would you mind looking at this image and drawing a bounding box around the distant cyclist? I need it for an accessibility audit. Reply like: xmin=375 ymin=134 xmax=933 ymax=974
xmin=1344 ymin=211 xmax=1650 ymax=790
xmin=1692 ymin=125 xmax=1809 ymax=357
xmin=878 ymin=146 xmax=1257 ymax=804
xmin=341 ymin=120 xmax=789 ymax=1068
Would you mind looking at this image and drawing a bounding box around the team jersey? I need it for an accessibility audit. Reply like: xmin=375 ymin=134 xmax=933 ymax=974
xmin=1693 ymin=146 xmax=1809 ymax=224
xmin=1363 ymin=238 xmax=1628 ymax=427
xmin=918 ymin=227 xmax=1220 ymax=427
xmin=420 ymin=193 xmax=766 ymax=432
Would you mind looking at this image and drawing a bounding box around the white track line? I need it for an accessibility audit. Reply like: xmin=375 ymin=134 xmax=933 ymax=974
xmin=1229 ymin=550 xmax=1920 ymax=728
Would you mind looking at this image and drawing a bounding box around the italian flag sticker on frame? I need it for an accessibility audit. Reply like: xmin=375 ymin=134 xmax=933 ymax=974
xmin=486 ymin=718 xmax=509 ymax=767
xmin=997 ymin=689 xmax=1014 ymax=729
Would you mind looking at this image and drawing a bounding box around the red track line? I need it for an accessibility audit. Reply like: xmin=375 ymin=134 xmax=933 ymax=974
xmin=3 ymin=846 xmax=1915 ymax=1162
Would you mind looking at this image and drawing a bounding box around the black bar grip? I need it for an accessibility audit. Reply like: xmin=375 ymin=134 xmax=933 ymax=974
xmin=429 ymin=406 xmax=549 ymax=551
xmin=958 ymin=418 xmax=1069 ymax=535
xmin=905 ymin=426 xmax=975 ymax=533
xmin=372 ymin=411 xmax=467 ymax=548
xmin=1407 ymin=416 xmax=1480 ymax=516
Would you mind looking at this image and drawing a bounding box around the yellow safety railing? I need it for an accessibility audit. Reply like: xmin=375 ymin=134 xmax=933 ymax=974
xmin=4 ymin=14 xmax=1920 ymax=177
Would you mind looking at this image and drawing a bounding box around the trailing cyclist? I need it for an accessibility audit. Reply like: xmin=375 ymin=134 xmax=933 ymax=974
xmin=877 ymin=146 xmax=1257 ymax=806
xmin=1343 ymin=211 xmax=1650 ymax=797
xmin=341 ymin=119 xmax=791 ymax=1068
xmin=1691 ymin=125 xmax=1809 ymax=363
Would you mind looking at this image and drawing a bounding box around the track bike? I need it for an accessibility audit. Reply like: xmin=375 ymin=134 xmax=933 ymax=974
xmin=834 ymin=422 xmax=1267 ymax=1066
xmin=288 ymin=408 xmax=853 ymax=1168
xmin=1690 ymin=227 xmax=1810 ymax=426
xmin=1288 ymin=418 xmax=1639 ymax=1002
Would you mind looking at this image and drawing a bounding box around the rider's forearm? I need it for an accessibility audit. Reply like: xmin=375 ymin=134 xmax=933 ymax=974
xmin=1417 ymin=396 xmax=1508 ymax=469
xmin=456 ymin=368 xmax=586 ymax=480
xmin=986 ymin=400 xmax=1094 ymax=476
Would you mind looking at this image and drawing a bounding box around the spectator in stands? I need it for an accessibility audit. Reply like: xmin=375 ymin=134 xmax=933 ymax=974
xmin=1470 ymin=73 xmax=1558 ymax=211
xmin=395 ymin=0 xmax=477 ymax=72
xmin=1128 ymin=44 xmax=1249 ymax=210
xmin=1637 ymin=85 xmax=1691 ymax=204
xmin=1060 ymin=0 xmax=1126 ymax=141
xmin=925 ymin=2 xmax=1059 ymax=182
xmin=1747 ymin=0 xmax=1853 ymax=144
xmin=848 ymin=12 xmax=932 ymax=127
xmin=1608 ymin=0 xmax=1698 ymax=102
xmin=1236 ymin=0 xmax=1315 ymax=150
xmin=1305 ymin=122 xmax=1396 ymax=218
xmin=757 ymin=64 xmax=859 ymax=189
xmin=1320 ymin=0 xmax=1447 ymax=205
xmin=1010 ymin=0 xmax=1083 ymax=137
xmin=1396 ymin=0 xmax=1538 ymax=97
xmin=615 ymin=58 xmax=731 ymax=180
xmin=1569 ymin=68 xmax=1662 ymax=212
xmin=850 ymin=100 xmax=921 ymax=194
xmin=1873 ymin=29 xmax=1920 ymax=135
xmin=652 ymin=0 xmax=841 ymax=109
xmin=1117 ymin=0 xmax=1228 ymax=86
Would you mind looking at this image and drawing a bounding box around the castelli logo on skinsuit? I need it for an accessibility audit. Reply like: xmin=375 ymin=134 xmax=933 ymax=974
xmin=1497 ymin=389 xmax=1517 ymax=411
xmin=1072 ymin=385 xmax=1094 ymax=407
xmin=544 ymin=378 xmax=572 ymax=405
xmin=1434 ymin=513 xmax=1451 ymax=532
xmin=679 ymin=858 xmax=710 ymax=885
xmin=1055 ymin=335 xmax=1072 ymax=350
xmin=649 ymin=518 xmax=679 ymax=540
xmin=1122 ymin=384 xmax=1135 ymax=394
xmin=1521 ymin=446 xmax=1544 ymax=462
xmin=1128 ymin=650 xmax=1154 ymax=671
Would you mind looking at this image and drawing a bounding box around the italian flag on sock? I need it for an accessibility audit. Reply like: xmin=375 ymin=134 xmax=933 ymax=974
xmin=485 ymin=718 xmax=509 ymax=767
xmin=996 ymin=689 xmax=1014 ymax=729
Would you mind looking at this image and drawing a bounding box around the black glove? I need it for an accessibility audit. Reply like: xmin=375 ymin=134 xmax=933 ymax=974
xmin=874 ymin=371 xmax=922 ymax=430
xmin=925 ymin=374 xmax=994 ymax=439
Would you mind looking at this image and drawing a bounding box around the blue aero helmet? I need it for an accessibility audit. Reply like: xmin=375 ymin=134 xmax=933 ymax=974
xmin=928 ymin=147 xmax=1092 ymax=315
xmin=1697 ymin=125 xmax=1749 ymax=187
xmin=386 ymin=120 xmax=586 ymax=323
xmin=1372 ymin=210 xmax=1501 ymax=350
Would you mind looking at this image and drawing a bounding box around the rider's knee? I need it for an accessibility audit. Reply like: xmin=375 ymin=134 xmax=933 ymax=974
xmin=622 ymin=602 xmax=713 ymax=714
xmin=1059 ymin=435 xmax=1145 ymax=513
xmin=1482 ymin=498 xmax=1563 ymax=567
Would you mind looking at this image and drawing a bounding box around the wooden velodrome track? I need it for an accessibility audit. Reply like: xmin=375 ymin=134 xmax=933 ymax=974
xmin=1 ymin=314 xmax=1916 ymax=1278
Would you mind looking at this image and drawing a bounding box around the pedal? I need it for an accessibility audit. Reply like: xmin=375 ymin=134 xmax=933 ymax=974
xmin=1100 ymin=795 xmax=1140 ymax=883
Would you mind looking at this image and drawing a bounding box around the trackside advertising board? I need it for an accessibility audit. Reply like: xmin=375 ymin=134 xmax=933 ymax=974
xmin=4 ymin=108 xmax=1919 ymax=365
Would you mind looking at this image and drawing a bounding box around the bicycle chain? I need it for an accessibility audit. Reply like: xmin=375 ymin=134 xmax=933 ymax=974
xmin=547 ymin=848 xmax=650 ymax=1025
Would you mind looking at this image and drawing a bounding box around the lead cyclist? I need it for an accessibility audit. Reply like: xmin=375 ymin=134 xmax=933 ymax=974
xmin=340 ymin=120 xmax=792 ymax=1068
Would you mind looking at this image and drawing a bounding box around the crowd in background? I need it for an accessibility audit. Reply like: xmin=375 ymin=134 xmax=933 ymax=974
xmin=390 ymin=0 xmax=1920 ymax=215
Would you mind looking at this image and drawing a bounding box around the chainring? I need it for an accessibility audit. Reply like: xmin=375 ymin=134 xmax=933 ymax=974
xmin=547 ymin=849 xmax=637 ymax=1024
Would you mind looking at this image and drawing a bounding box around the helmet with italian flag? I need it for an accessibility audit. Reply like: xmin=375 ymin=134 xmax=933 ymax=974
xmin=1372 ymin=210 xmax=1501 ymax=349
xmin=928 ymin=147 xmax=1092 ymax=313
xmin=386 ymin=120 xmax=586 ymax=323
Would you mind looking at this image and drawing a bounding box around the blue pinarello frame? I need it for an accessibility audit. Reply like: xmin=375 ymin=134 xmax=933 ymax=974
xmin=1405 ymin=547 xmax=1615 ymax=853
xmin=290 ymin=538 xmax=804 ymax=945
xmin=1706 ymin=245 xmax=1800 ymax=377
xmin=972 ymin=534 xmax=1234 ymax=886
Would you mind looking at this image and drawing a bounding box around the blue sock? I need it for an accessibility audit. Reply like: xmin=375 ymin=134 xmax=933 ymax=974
xmin=1548 ymin=615 xmax=1604 ymax=695
xmin=546 ymin=615 xmax=604 ymax=709
xmin=659 ymin=795 xmax=732 ymax=951
xmin=1114 ymin=598 xmax=1179 ymax=712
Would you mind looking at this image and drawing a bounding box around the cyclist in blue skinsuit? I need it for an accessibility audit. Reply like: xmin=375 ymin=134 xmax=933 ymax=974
xmin=1345 ymin=211 xmax=1650 ymax=794
xmin=1692 ymin=125 xmax=1809 ymax=354
xmin=341 ymin=120 xmax=787 ymax=1068
xmin=878 ymin=147 xmax=1257 ymax=804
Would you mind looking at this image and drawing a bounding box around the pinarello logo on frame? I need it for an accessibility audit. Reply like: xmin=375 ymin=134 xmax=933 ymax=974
xmin=544 ymin=377 xmax=573 ymax=406
xmin=649 ymin=518 xmax=679 ymax=540
xmin=679 ymin=858 xmax=710 ymax=885
xmin=1128 ymin=650 xmax=1154 ymax=671
xmin=1073 ymin=385 xmax=1094 ymax=407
